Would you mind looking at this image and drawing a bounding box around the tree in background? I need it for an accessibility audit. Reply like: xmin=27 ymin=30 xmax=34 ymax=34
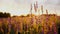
xmin=0 ymin=12 xmax=11 ymax=18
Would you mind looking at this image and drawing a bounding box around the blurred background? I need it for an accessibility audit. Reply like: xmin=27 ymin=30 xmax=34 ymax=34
xmin=0 ymin=0 xmax=60 ymax=34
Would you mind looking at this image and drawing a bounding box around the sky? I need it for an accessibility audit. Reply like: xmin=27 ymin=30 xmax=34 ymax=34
xmin=0 ymin=0 xmax=60 ymax=16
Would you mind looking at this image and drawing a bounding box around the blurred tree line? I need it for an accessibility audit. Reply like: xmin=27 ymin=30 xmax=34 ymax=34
xmin=0 ymin=12 xmax=10 ymax=18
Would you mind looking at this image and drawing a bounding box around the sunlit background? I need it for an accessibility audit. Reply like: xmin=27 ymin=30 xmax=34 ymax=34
xmin=0 ymin=0 xmax=60 ymax=16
